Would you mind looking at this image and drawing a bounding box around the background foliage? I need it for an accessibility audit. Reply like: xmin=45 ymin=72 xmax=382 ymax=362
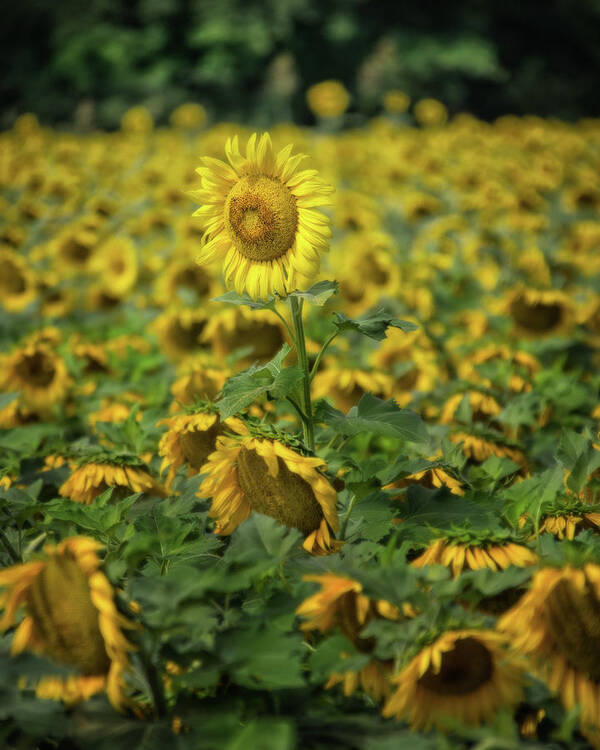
xmin=3 ymin=0 xmax=600 ymax=128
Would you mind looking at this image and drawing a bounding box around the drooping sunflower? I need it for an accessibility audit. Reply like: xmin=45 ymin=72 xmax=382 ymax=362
xmin=296 ymin=573 xmax=402 ymax=700
xmin=170 ymin=360 xmax=229 ymax=409
xmin=192 ymin=132 xmax=334 ymax=299
xmin=412 ymin=538 xmax=537 ymax=577
xmin=60 ymin=459 xmax=165 ymax=505
xmin=504 ymin=287 xmax=575 ymax=338
xmin=385 ymin=466 xmax=464 ymax=497
xmin=0 ymin=536 xmax=135 ymax=710
xmin=2 ymin=342 xmax=71 ymax=413
xmin=158 ymin=408 xmax=243 ymax=488
xmin=450 ymin=431 xmax=526 ymax=466
xmin=382 ymin=629 xmax=524 ymax=730
xmin=198 ymin=428 xmax=340 ymax=555
xmin=498 ymin=564 xmax=600 ymax=743
xmin=537 ymin=511 xmax=600 ymax=540
xmin=153 ymin=308 xmax=211 ymax=362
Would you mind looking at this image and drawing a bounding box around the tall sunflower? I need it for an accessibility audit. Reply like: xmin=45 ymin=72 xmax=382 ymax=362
xmin=198 ymin=429 xmax=340 ymax=555
xmin=0 ymin=536 xmax=135 ymax=710
xmin=192 ymin=132 xmax=334 ymax=299
xmin=382 ymin=629 xmax=524 ymax=730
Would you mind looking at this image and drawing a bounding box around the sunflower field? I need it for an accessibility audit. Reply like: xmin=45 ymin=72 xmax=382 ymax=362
xmin=2 ymin=102 xmax=600 ymax=750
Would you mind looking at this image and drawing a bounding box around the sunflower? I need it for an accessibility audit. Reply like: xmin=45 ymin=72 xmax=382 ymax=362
xmin=450 ymin=432 xmax=526 ymax=466
xmin=441 ymin=390 xmax=502 ymax=427
xmin=312 ymin=366 xmax=395 ymax=413
xmin=153 ymin=258 xmax=215 ymax=306
xmin=385 ymin=466 xmax=464 ymax=497
xmin=0 ymin=536 xmax=135 ymax=710
xmin=382 ymin=629 xmax=524 ymax=730
xmin=458 ymin=345 xmax=540 ymax=394
xmin=153 ymin=308 xmax=211 ymax=362
xmin=413 ymin=98 xmax=448 ymax=127
xmin=498 ymin=564 xmax=600 ymax=742
xmin=199 ymin=430 xmax=340 ymax=554
xmin=412 ymin=538 xmax=537 ymax=577
xmin=192 ymin=132 xmax=334 ymax=299
xmin=306 ymin=80 xmax=350 ymax=119
xmin=504 ymin=287 xmax=575 ymax=337
xmin=2 ymin=342 xmax=71 ymax=413
xmin=383 ymin=90 xmax=410 ymax=114
xmin=0 ymin=248 xmax=37 ymax=312
xmin=202 ymin=306 xmax=289 ymax=370
xmin=296 ymin=573 xmax=401 ymax=700
xmin=89 ymin=237 xmax=138 ymax=298
xmin=60 ymin=460 xmax=165 ymax=505
xmin=158 ymin=409 xmax=243 ymax=488
xmin=170 ymin=361 xmax=229 ymax=409
xmin=537 ymin=511 xmax=600 ymax=540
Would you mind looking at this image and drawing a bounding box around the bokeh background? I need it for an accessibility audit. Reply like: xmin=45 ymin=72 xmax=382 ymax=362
xmin=3 ymin=0 xmax=599 ymax=129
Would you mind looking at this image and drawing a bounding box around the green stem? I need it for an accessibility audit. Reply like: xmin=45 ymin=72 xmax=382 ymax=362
xmin=340 ymin=494 xmax=358 ymax=540
xmin=309 ymin=330 xmax=339 ymax=383
xmin=272 ymin=304 xmax=296 ymax=345
xmin=289 ymin=296 xmax=314 ymax=451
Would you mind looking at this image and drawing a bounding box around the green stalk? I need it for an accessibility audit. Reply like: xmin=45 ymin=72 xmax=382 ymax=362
xmin=289 ymin=296 xmax=315 ymax=451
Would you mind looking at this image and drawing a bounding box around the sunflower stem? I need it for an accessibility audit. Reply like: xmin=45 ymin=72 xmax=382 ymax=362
xmin=309 ymin=330 xmax=339 ymax=383
xmin=0 ymin=528 xmax=20 ymax=563
xmin=340 ymin=494 xmax=358 ymax=540
xmin=289 ymin=296 xmax=315 ymax=451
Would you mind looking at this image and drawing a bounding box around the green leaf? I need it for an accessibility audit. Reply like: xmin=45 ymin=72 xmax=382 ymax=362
xmin=211 ymin=290 xmax=276 ymax=310
xmin=316 ymin=394 xmax=428 ymax=443
xmin=400 ymin=485 xmax=493 ymax=529
xmin=332 ymin=308 xmax=418 ymax=341
xmin=226 ymin=719 xmax=296 ymax=750
xmin=349 ymin=491 xmax=397 ymax=542
xmin=503 ymin=465 xmax=564 ymax=526
xmin=288 ymin=280 xmax=338 ymax=306
xmin=216 ymin=344 xmax=302 ymax=418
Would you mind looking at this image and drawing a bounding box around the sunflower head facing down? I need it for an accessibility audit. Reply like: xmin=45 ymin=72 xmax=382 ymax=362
xmin=0 ymin=536 xmax=135 ymax=710
xmin=382 ymin=629 xmax=524 ymax=731
xmin=192 ymin=132 xmax=334 ymax=299
xmin=199 ymin=425 xmax=340 ymax=555
xmin=498 ymin=563 xmax=600 ymax=742
xmin=60 ymin=459 xmax=165 ymax=505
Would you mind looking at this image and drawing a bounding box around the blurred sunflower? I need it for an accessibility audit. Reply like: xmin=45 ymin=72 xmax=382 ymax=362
xmin=499 ymin=564 xmax=600 ymax=742
xmin=306 ymin=80 xmax=350 ymax=119
xmin=382 ymin=630 xmax=524 ymax=730
xmin=199 ymin=428 xmax=340 ymax=554
xmin=412 ymin=538 xmax=537 ymax=576
xmin=192 ymin=132 xmax=334 ymax=299
xmin=296 ymin=573 xmax=401 ymax=700
xmin=2 ymin=342 xmax=71 ymax=413
xmin=170 ymin=361 xmax=229 ymax=409
xmin=312 ymin=366 xmax=395 ymax=413
xmin=504 ymin=287 xmax=575 ymax=337
xmin=60 ymin=460 xmax=164 ymax=505
xmin=0 ymin=536 xmax=135 ymax=710
xmin=153 ymin=308 xmax=210 ymax=361
xmin=90 ymin=237 xmax=138 ymax=298
xmin=202 ymin=307 xmax=289 ymax=370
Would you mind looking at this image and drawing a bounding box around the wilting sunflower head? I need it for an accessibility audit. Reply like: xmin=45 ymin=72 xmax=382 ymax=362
xmin=158 ymin=408 xmax=238 ymax=488
xmin=192 ymin=132 xmax=334 ymax=299
xmin=0 ymin=536 xmax=135 ymax=710
xmin=383 ymin=629 xmax=524 ymax=730
xmin=3 ymin=342 xmax=71 ymax=413
xmin=499 ymin=564 xmax=600 ymax=737
xmin=412 ymin=537 xmax=537 ymax=577
xmin=199 ymin=430 xmax=340 ymax=555
xmin=60 ymin=459 xmax=165 ymax=505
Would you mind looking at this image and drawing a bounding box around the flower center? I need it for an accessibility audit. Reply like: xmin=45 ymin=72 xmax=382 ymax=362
xmin=510 ymin=295 xmax=563 ymax=333
xmin=27 ymin=555 xmax=110 ymax=675
xmin=236 ymin=445 xmax=324 ymax=533
xmin=418 ymin=637 xmax=494 ymax=695
xmin=226 ymin=175 xmax=298 ymax=261
xmin=168 ymin=317 xmax=208 ymax=353
xmin=15 ymin=350 xmax=56 ymax=387
xmin=545 ymin=578 xmax=600 ymax=681
xmin=179 ymin=423 xmax=222 ymax=470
